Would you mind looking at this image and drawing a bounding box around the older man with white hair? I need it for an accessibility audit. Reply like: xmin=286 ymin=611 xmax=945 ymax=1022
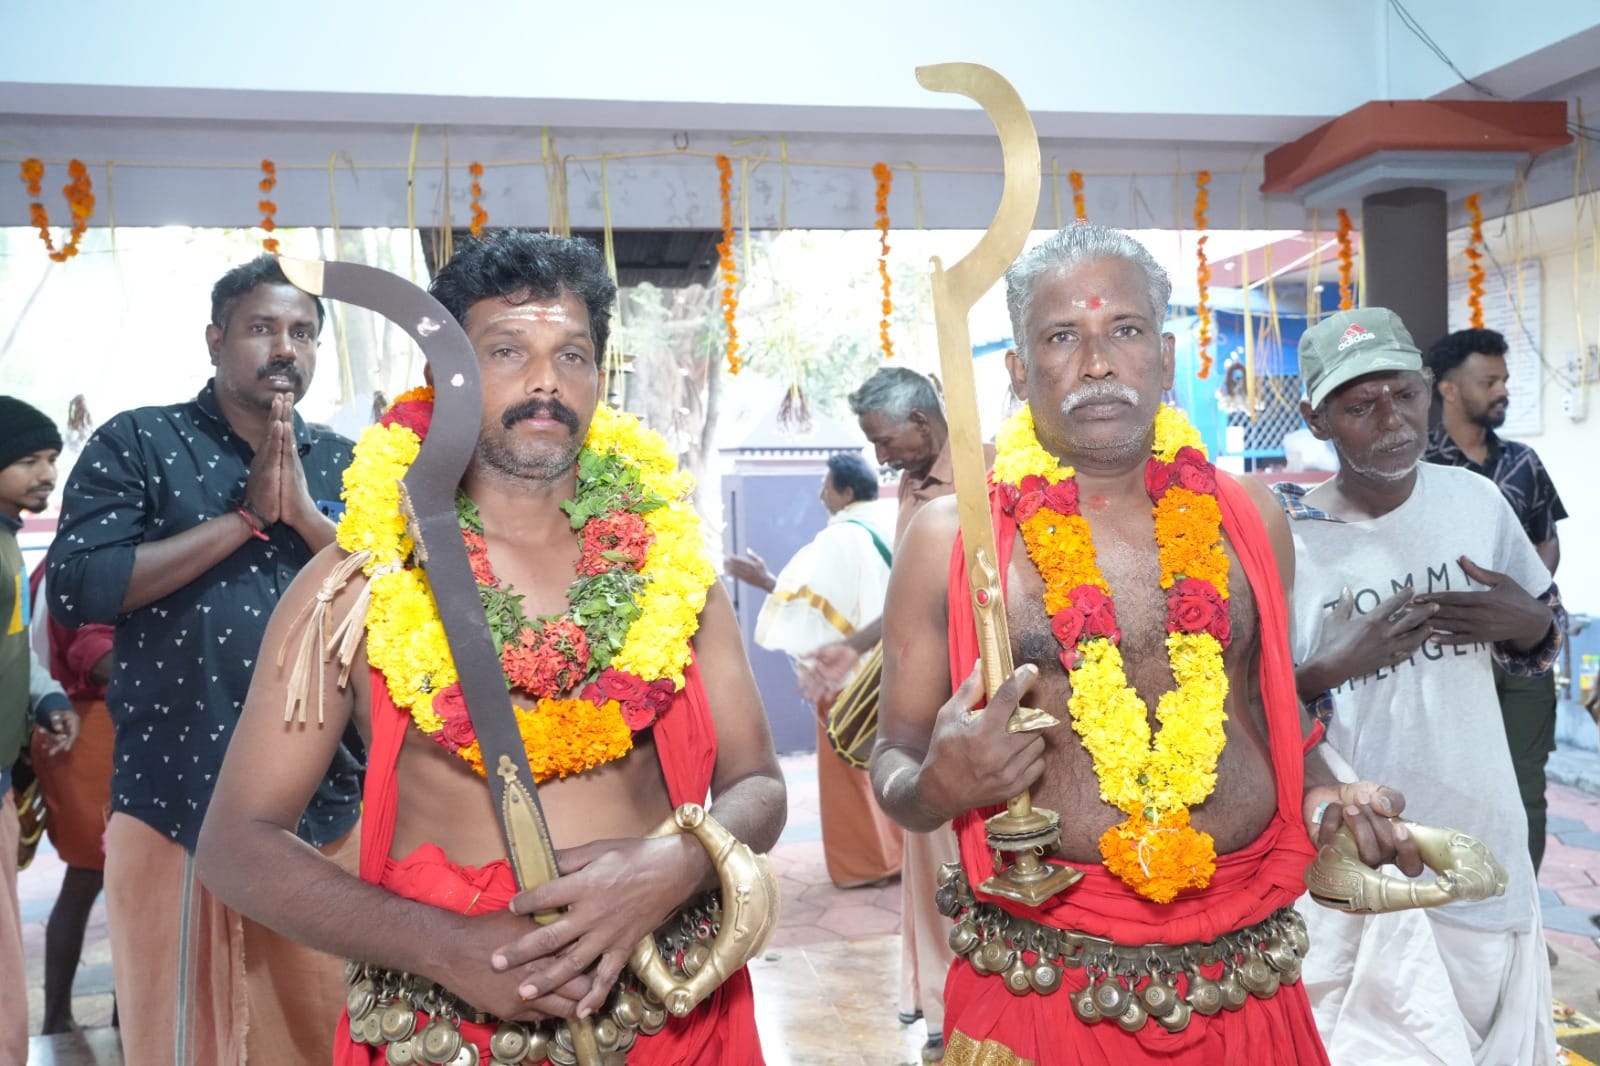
xmin=1281 ymin=307 xmax=1561 ymax=1065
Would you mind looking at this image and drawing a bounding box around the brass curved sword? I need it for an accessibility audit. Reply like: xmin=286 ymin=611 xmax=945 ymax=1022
xmin=915 ymin=63 xmax=1080 ymax=905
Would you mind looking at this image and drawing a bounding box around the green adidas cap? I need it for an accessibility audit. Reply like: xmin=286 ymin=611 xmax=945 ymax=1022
xmin=1299 ymin=307 xmax=1424 ymax=409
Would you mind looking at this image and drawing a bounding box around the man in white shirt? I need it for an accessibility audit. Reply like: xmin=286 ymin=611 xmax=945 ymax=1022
xmin=726 ymin=451 xmax=903 ymax=889
xmin=1278 ymin=307 xmax=1563 ymax=1066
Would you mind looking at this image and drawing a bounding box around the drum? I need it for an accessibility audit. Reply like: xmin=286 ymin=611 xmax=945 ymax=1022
xmin=825 ymin=643 xmax=884 ymax=769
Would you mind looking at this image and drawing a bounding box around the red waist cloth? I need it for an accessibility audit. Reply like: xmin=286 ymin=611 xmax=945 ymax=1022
xmin=334 ymin=658 xmax=761 ymax=1065
xmin=941 ymin=475 xmax=1326 ymax=1064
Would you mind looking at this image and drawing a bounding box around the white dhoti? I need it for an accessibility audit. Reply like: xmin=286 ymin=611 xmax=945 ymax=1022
xmin=1304 ymin=902 xmax=1556 ymax=1065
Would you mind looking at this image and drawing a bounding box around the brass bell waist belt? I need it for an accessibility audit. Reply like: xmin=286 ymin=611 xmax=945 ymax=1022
xmin=343 ymin=895 xmax=721 ymax=1065
xmin=936 ymin=864 xmax=1309 ymax=1035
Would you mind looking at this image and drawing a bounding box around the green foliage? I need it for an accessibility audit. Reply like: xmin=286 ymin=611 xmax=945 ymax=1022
xmin=561 ymin=449 xmax=666 ymax=530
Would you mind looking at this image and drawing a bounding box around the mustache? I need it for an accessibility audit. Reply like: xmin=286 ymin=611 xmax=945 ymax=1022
xmin=1062 ymin=381 xmax=1139 ymax=412
xmin=258 ymin=361 xmax=304 ymax=385
xmin=1375 ymin=433 xmax=1417 ymax=451
xmin=502 ymin=398 xmax=581 ymax=432
xmin=27 ymin=483 xmax=53 ymax=495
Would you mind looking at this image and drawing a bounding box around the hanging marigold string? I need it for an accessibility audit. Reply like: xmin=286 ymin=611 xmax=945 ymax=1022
xmin=715 ymin=154 xmax=741 ymax=374
xmin=872 ymin=162 xmax=895 ymax=359
xmin=468 ymin=162 xmax=488 ymax=238
xmin=1336 ymin=208 xmax=1355 ymax=311
xmin=1194 ymin=170 xmax=1213 ymax=380
xmin=259 ymin=159 xmax=279 ymax=254
xmin=20 ymin=158 xmax=95 ymax=262
xmin=1464 ymin=193 xmax=1486 ymax=328
xmin=1069 ymin=170 xmax=1087 ymax=222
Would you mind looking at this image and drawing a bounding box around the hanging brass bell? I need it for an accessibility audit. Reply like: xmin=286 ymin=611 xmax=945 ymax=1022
xmin=1140 ymin=975 xmax=1180 ymax=1018
xmin=593 ymin=1017 xmax=622 ymax=1052
xmin=1115 ymin=997 xmax=1149 ymax=1033
xmin=1287 ymin=915 xmax=1310 ymax=957
xmin=948 ymin=920 xmax=980 ymax=956
xmin=1027 ymin=959 xmax=1063 ymax=995
xmin=488 ymin=1023 xmax=530 ymax=1065
xmin=346 ymin=978 xmax=378 ymax=1023
xmin=611 ymin=990 xmax=645 ymax=1030
xmin=380 ymin=1002 xmax=419 ymax=1045
xmin=681 ymin=942 xmax=711 ymax=977
xmin=1218 ymin=970 xmax=1248 ymax=1011
xmin=386 ymin=1038 xmax=417 ymax=1065
xmin=1156 ymin=999 xmax=1193 ymax=1034
xmin=1092 ymin=978 xmax=1129 ymax=1018
xmin=974 ymin=938 xmax=1014 ymax=976
xmin=444 ymin=1044 xmax=479 ymax=1066
xmin=1239 ymin=956 xmax=1274 ymax=995
xmin=546 ymin=1032 xmax=578 ymax=1066
xmin=1185 ymin=972 xmax=1223 ymax=1016
xmin=418 ymin=1017 xmax=463 ymax=1065
xmin=1071 ymin=984 xmax=1102 ymax=1024
xmin=1002 ymin=957 xmax=1032 ymax=997
xmin=1262 ymin=936 xmax=1299 ymax=974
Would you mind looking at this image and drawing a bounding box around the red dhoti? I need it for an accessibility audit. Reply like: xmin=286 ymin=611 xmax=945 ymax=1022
xmin=939 ymin=477 xmax=1327 ymax=1065
xmin=335 ymin=658 xmax=763 ymax=1065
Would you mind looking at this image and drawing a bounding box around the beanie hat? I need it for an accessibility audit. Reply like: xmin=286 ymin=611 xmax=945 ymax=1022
xmin=0 ymin=396 xmax=64 ymax=471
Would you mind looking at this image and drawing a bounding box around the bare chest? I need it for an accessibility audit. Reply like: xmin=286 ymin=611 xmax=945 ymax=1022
xmin=1001 ymin=510 xmax=1277 ymax=857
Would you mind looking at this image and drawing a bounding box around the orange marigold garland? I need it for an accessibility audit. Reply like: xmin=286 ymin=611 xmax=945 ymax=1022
xmin=258 ymin=159 xmax=280 ymax=254
xmin=994 ymin=405 xmax=1230 ymax=903
xmin=1194 ymin=170 xmax=1213 ymax=379
xmin=1464 ymin=193 xmax=1486 ymax=328
xmin=1069 ymin=170 xmax=1086 ymax=222
xmin=715 ymin=154 xmax=741 ymax=374
xmin=1336 ymin=208 xmax=1355 ymax=311
xmin=872 ymin=162 xmax=895 ymax=359
xmin=468 ymin=161 xmax=488 ymax=238
xmin=20 ymin=158 xmax=95 ymax=262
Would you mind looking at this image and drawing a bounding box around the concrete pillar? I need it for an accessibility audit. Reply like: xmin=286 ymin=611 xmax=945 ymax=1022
xmin=1360 ymin=186 xmax=1448 ymax=349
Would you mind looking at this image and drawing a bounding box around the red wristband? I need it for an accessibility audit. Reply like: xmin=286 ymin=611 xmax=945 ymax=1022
xmin=236 ymin=507 xmax=270 ymax=541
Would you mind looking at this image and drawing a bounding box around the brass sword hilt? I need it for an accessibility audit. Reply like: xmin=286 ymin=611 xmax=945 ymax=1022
xmin=969 ymin=549 xmax=1082 ymax=905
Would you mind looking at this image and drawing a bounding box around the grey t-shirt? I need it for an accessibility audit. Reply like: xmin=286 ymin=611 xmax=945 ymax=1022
xmin=1288 ymin=463 xmax=1551 ymax=932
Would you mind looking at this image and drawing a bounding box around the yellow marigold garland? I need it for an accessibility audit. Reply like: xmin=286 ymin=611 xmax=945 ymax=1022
xmin=1464 ymin=193 xmax=1486 ymax=328
xmin=338 ymin=388 xmax=714 ymax=780
xmin=259 ymin=159 xmax=280 ymax=254
xmin=873 ymin=162 xmax=894 ymax=359
xmin=20 ymin=158 xmax=95 ymax=262
xmin=715 ymin=154 xmax=741 ymax=374
xmin=994 ymin=404 xmax=1230 ymax=903
xmin=1069 ymin=170 xmax=1086 ymax=222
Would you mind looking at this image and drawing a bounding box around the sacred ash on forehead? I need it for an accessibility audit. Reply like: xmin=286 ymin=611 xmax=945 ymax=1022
xmin=484 ymin=303 xmax=575 ymax=326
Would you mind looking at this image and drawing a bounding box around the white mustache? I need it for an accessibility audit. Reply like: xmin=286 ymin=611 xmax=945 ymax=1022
xmin=1062 ymin=383 xmax=1139 ymax=412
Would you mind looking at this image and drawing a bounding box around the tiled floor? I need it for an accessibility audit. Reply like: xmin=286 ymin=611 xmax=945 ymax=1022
xmin=20 ymin=754 xmax=1600 ymax=1064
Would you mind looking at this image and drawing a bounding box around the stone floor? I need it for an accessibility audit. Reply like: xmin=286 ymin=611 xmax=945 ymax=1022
xmin=21 ymin=751 xmax=1600 ymax=1064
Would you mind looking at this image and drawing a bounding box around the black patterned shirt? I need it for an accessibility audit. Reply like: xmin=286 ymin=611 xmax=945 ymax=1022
xmin=1425 ymin=426 xmax=1567 ymax=547
xmin=46 ymin=381 xmax=363 ymax=851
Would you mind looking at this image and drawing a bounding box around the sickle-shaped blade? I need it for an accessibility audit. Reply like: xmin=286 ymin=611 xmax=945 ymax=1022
xmin=914 ymin=64 xmax=1047 ymax=721
xmin=278 ymin=257 xmax=562 ymax=891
